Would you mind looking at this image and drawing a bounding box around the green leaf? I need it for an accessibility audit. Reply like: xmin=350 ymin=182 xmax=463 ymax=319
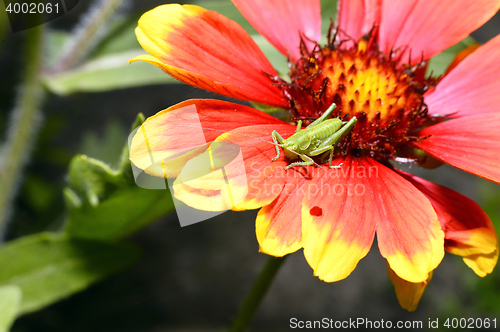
xmin=64 ymin=113 xmax=175 ymax=240
xmin=0 ymin=232 xmax=140 ymax=315
xmin=65 ymin=187 xmax=174 ymax=240
xmin=43 ymin=50 xmax=176 ymax=95
xmin=67 ymin=154 xmax=122 ymax=207
xmin=0 ymin=285 xmax=22 ymax=332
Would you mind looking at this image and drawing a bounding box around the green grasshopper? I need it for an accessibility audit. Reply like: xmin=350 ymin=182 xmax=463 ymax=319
xmin=271 ymin=103 xmax=357 ymax=170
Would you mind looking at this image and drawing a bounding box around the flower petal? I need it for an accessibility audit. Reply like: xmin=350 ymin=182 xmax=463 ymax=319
xmin=172 ymin=146 xmax=250 ymax=212
xmin=173 ymin=124 xmax=297 ymax=212
xmin=387 ymin=263 xmax=432 ymax=312
xmin=379 ymin=0 xmax=500 ymax=64
xmin=130 ymin=99 xmax=283 ymax=178
xmin=131 ymin=4 xmax=288 ymax=107
xmin=338 ymin=0 xmax=382 ymax=46
xmin=425 ymin=34 xmax=500 ymax=117
xmin=302 ymin=157 xmax=443 ymax=283
xmin=256 ymin=172 xmax=311 ymax=256
xmin=301 ymin=160 xmax=377 ymax=282
xmin=397 ymin=170 xmax=499 ymax=277
xmin=215 ymin=124 xmax=297 ymax=210
xmin=413 ymin=114 xmax=500 ymax=184
xmin=231 ymin=0 xmax=321 ymax=62
xmin=360 ymin=158 xmax=444 ymax=283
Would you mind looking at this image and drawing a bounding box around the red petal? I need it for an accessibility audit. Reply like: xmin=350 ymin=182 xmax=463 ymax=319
xmin=387 ymin=263 xmax=432 ymax=312
xmin=413 ymin=114 xmax=500 ymax=184
xmin=129 ymin=99 xmax=283 ymax=178
xmin=130 ymin=4 xmax=288 ymax=107
xmin=425 ymin=34 xmax=500 ymax=117
xmin=231 ymin=0 xmax=321 ymax=62
xmin=256 ymin=172 xmax=312 ymax=256
xmin=397 ymin=170 xmax=499 ymax=277
xmin=378 ymin=0 xmax=500 ymax=64
xmin=302 ymin=160 xmax=377 ymax=282
xmin=364 ymin=157 xmax=444 ymax=282
xmin=338 ymin=0 xmax=382 ymax=47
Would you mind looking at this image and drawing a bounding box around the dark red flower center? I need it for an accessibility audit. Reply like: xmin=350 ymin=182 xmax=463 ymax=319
xmin=273 ymin=28 xmax=441 ymax=163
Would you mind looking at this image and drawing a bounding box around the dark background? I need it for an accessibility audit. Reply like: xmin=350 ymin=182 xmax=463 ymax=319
xmin=1 ymin=1 xmax=500 ymax=331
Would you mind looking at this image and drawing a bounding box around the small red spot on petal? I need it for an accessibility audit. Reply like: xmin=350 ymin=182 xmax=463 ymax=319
xmin=310 ymin=206 xmax=323 ymax=217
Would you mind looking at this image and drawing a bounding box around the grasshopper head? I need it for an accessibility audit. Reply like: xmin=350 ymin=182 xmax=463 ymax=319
xmin=283 ymin=142 xmax=300 ymax=160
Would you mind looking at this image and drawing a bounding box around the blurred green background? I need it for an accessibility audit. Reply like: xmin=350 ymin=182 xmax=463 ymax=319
xmin=0 ymin=0 xmax=500 ymax=331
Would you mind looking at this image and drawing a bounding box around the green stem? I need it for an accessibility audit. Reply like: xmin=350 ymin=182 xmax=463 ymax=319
xmin=0 ymin=25 xmax=45 ymax=240
xmin=51 ymin=0 xmax=126 ymax=73
xmin=229 ymin=256 xmax=287 ymax=332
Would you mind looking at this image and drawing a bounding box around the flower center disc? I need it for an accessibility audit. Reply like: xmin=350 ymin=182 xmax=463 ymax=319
xmin=278 ymin=30 xmax=439 ymax=162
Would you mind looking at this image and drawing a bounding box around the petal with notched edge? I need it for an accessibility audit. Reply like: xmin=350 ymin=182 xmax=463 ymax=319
xmin=129 ymin=100 xmax=284 ymax=178
xmin=130 ymin=4 xmax=288 ymax=107
xmin=413 ymin=114 xmax=500 ymax=184
xmin=231 ymin=0 xmax=321 ymax=62
xmin=387 ymin=263 xmax=432 ymax=312
xmin=302 ymin=157 xmax=443 ymax=283
xmin=378 ymin=0 xmax=500 ymax=64
xmin=398 ymin=170 xmax=499 ymax=277
xmin=256 ymin=171 xmax=312 ymax=257
xmin=302 ymin=158 xmax=377 ymax=283
xmin=364 ymin=156 xmax=444 ymax=283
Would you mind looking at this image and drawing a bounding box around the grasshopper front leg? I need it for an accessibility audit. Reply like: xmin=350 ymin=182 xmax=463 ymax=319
xmin=271 ymin=130 xmax=286 ymax=162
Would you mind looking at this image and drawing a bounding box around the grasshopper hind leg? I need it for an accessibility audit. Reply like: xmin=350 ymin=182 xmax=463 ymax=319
xmin=326 ymin=147 xmax=343 ymax=169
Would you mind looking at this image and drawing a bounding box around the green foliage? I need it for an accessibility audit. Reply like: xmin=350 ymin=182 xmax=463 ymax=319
xmin=0 ymin=232 xmax=140 ymax=315
xmin=64 ymin=113 xmax=175 ymax=240
xmin=43 ymin=50 xmax=176 ymax=95
xmin=80 ymin=120 xmax=128 ymax=169
xmin=0 ymin=285 xmax=21 ymax=332
xmin=0 ymin=110 xmax=174 ymax=326
xmin=65 ymin=186 xmax=173 ymax=241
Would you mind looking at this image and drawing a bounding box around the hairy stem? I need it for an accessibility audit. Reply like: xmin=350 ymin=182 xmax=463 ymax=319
xmin=229 ymin=256 xmax=287 ymax=332
xmin=51 ymin=0 xmax=127 ymax=74
xmin=0 ymin=24 xmax=45 ymax=240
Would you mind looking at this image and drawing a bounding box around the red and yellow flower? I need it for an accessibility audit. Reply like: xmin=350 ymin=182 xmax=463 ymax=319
xmin=129 ymin=0 xmax=500 ymax=311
